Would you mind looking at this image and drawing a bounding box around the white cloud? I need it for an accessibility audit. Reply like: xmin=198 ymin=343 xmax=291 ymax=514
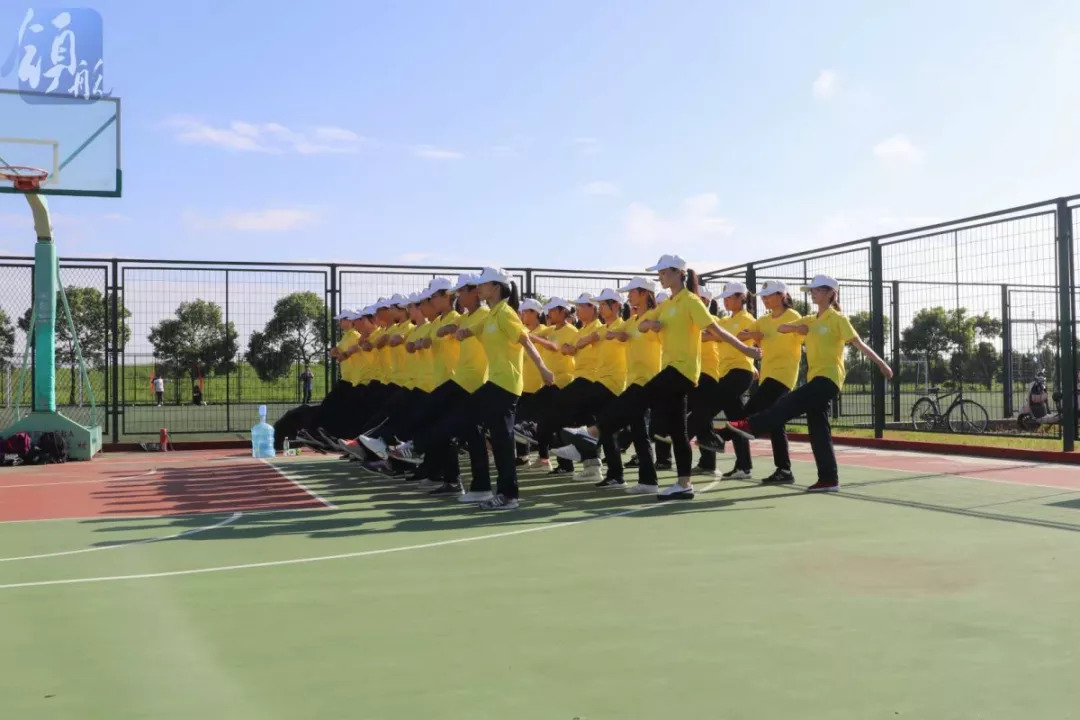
xmin=622 ymin=192 xmax=735 ymax=264
xmin=812 ymin=70 xmax=837 ymax=100
xmin=166 ymin=117 xmax=369 ymax=155
xmin=411 ymin=145 xmax=464 ymax=160
xmin=581 ymin=180 xmax=620 ymax=197
xmin=184 ymin=208 xmax=320 ymax=232
xmin=873 ymin=135 xmax=925 ymax=166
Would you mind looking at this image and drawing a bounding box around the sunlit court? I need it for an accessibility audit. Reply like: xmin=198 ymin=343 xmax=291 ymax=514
xmin=2 ymin=3 xmax=1079 ymax=718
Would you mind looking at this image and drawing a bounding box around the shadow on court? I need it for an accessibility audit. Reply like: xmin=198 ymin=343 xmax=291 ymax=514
xmin=77 ymin=452 xmax=1080 ymax=547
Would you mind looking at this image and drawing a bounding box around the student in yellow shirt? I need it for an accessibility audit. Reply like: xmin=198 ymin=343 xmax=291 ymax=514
xmin=688 ymin=282 xmax=757 ymax=478
xmin=514 ymin=298 xmax=548 ymax=464
xmin=728 ymin=280 xmax=805 ymax=484
xmin=519 ymin=297 xmax=579 ymax=472
xmin=531 ymin=292 xmax=610 ymax=481
xmin=393 ymin=268 xmax=553 ymax=510
xmin=566 ymin=254 xmax=759 ymax=501
xmin=718 ymin=274 xmax=893 ymax=492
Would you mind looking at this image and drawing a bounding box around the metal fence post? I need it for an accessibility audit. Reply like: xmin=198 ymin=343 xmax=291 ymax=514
xmin=1056 ymin=200 xmax=1076 ymax=450
xmin=110 ymin=260 xmax=121 ymax=443
xmin=891 ymin=280 xmax=901 ymax=421
xmin=1001 ymin=284 xmax=1013 ymax=417
xmin=225 ymin=269 xmax=231 ymax=433
xmin=329 ymin=263 xmax=339 ymax=386
xmin=870 ymin=239 xmax=886 ymax=438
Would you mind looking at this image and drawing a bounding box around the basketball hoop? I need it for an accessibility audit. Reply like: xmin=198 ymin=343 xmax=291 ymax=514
xmin=0 ymin=166 xmax=49 ymax=191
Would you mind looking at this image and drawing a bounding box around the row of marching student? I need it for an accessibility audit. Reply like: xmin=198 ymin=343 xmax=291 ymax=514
xmin=290 ymin=254 xmax=892 ymax=511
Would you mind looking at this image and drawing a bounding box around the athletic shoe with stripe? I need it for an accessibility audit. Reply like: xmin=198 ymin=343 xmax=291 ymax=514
xmin=657 ymin=482 xmax=694 ymax=501
xmin=389 ymin=441 xmax=424 ymax=465
xmin=595 ymin=477 xmax=625 ymax=489
xmin=428 ymin=482 xmax=463 ymax=496
xmin=762 ymin=468 xmax=795 ymax=485
xmin=478 ymin=494 xmax=519 ymax=510
xmin=721 ymin=467 xmax=752 ymax=480
xmin=357 ymin=434 xmax=389 ymax=460
xmin=565 ymin=426 xmax=599 ymax=445
xmin=458 ymin=490 xmax=494 ymax=503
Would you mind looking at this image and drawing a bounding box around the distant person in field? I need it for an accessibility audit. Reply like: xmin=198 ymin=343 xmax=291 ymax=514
xmin=301 ymin=365 xmax=314 ymax=404
xmin=154 ymin=376 xmax=165 ymax=407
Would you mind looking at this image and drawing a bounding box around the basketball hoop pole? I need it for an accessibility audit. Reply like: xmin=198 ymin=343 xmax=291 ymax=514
xmin=25 ymin=193 xmax=56 ymax=413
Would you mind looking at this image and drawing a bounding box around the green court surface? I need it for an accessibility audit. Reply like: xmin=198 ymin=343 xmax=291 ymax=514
xmin=1 ymin=446 xmax=1078 ymax=719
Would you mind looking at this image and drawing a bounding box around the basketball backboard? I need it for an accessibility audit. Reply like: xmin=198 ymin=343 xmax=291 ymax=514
xmin=0 ymin=88 xmax=121 ymax=197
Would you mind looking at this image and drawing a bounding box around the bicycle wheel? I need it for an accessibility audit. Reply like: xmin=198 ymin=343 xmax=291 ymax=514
xmin=911 ymin=397 xmax=938 ymax=432
xmin=948 ymin=399 xmax=989 ymax=434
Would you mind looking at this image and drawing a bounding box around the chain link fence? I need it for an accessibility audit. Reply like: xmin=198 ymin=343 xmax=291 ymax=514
xmin=2 ymin=193 xmax=1080 ymax=448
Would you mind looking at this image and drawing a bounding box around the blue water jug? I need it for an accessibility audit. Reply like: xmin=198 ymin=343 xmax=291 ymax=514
xmin=251 ymin=404 xmax=276 ymax=458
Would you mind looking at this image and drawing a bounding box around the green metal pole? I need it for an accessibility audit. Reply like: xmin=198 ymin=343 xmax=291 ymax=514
xmin=1056 ymin=200 xmax=1076 ymax=451
xmin=27 ymin=194 xmax=56 ymax=414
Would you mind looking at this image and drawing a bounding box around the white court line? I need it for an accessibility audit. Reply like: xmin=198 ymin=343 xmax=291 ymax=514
xmin=0 ymin=481 xmax=718 ymax=591
xmin=260 ymin=459 xmax=339 ymax=510
xmin=0 ymin=469 xmax=158 ymax=490
xmin=0 ymin=512 xmax=242 ymax=563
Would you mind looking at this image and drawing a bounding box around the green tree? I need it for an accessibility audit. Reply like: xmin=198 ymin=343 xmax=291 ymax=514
xmin=18 ymin=286 xmax=132 ymax=404
xmin=0 ymin=309 xmax=14 ymax=370
xmin=148 ymin=299 xmax=238 ymax=398
xmin=964 ymin=341 xmax=1001 ymax=389
xmin=246 ymin=291 xmax=328 ymax=382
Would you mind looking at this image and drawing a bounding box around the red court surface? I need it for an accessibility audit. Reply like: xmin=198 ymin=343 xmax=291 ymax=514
xmin=0 ymin=450 xmax=331 ymax=522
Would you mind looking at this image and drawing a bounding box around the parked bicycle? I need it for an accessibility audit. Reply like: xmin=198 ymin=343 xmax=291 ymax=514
xmin=910 ymin=384 xmax=989 ymax=434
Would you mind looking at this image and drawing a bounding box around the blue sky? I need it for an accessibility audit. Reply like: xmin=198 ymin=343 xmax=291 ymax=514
xmin=1 ymin=0 xmax=1079 ymax=274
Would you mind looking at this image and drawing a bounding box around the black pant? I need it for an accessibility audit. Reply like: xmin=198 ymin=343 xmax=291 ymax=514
xmin=408 ymin=381 xmax=471 ymax=482
xmin=597 ymin=366 xmax=695 ymax=478
xmin=600 ymin=383 xmax=657 ymax=484
xmin=747 ymin=376 xmax=839 ymax=483
xmin=415 ymin=383 xmax=520 ymax=497
xmin=536 ymin=379 xmax=608 ymax=461
xmin=742 ymin=378 xmax=792 ymax=471
xmin=688 ymin=369 xmax=754 ymax=471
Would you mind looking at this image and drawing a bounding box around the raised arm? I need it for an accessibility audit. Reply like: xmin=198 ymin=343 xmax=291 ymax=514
xmin=850 ymin=336 xmax=894 ymax=380
xmin=704 ymin=322 xmax=761 ymax=360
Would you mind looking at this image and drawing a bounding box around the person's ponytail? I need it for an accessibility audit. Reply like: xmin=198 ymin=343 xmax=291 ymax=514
xmin=504 ymin=281 xmax=520 ymax=311
xmin=830 ymin=288 xmax=842 ymax=313
xmin=685 ymin=268 xmax=700 ymax=295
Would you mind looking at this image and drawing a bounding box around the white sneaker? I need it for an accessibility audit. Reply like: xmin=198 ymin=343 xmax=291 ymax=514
xmin=657 ymin=482 xmax=694 ymax=501
xmin=626 ymin=483 xmax=659 ymax=494
xmin=478 ymin=494 xmax=520 ymax=510
xmin=458 ymin=490 xmax=494 ymax=503
xmin=721 ymin=467 xmax=752 ymax=480
xmin=528 ymin=457 xmax=551 ymax=469
xmin=358 ymin=434 xmax=389 ymax=460
xmin=574 ymin=461 xmax=603 ymax=483
xmin=552 ymin=444 xmax=582 ymax=462
xmin=389 ymin=441 xmax=424 ymax=465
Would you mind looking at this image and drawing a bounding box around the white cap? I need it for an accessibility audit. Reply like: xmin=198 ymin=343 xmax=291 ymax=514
xmin=361 ymin=305 xmax=376 ymax=317
xmin=618 ymin=276 xmax=656 ymax=294
xmin=800 ymin=274 xmax=839 ymax=292
xmin=721 ymin=281 xmax=749 ymax=298
xmin=476 ymin=266 xmax=512 ymax=286
xmin=389 ymin=293 xmax=409 ymax=307
xmin=698 ymin=287 xmax=714 ymax=303
xmin=453 ymin=273 xmax=478 ymax=292
xmin=374 ymin=297 xmax=390 ymax=311
xmin=543 ymin=297 xmax=573 ymax=312
xmin=574 ymin=292 xmax=599 ymax=307
xmin=656 ymin=291 xmax=670 ymax=303
xmin=759 ymin=280 xmax=788 ymax=296
xmin=594 ymin=288 xmax=623 ymax=303
xmin=519 ymin=298 xmax=543 ymax=313
xmin=428 ymin=277 xmax=453 ymax=295
xmin=333 ymin=309 xmax=351 ymax=320
xmin=646 ymin=254 xmax=687 ymax=272
xmin=407 ymin=292 xmax=424 ymax=305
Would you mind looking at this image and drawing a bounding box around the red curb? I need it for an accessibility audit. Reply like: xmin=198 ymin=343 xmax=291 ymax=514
xmin=790 ymin=433 xmax=1080 ymax=465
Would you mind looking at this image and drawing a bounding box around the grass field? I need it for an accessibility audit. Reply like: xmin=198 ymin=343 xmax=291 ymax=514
xmin=0 ymin=444 xmax=1077 ymax=718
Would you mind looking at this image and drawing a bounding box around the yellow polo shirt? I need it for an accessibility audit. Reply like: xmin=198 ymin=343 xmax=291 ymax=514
xmin=626 ymin=309 xmax=661 ymax=387
xmin=753 ymin=308 xmax=805 ymax=389
xmin=574 ymin=319 xmax=604 ymax=382
xmin=699 ymin=315 xmax=723 ymax=381
xmin=455 ymin=306 xmax=490 ymax=393
xmin=522 ymin=323 xmax=549 ymax=394
xmin=594 ymin=318 xmax=627 ymax=395
xmin=717 ymin=309 xmax=756 ymax=378
xmin=657 ymin=288 xmax=715 ymax=383
xmin=431 ymin=311 xmax=461 ymax=387
xmin=544 ymin=323 xmax=578 ymax=388
xmin=367 ymin=326 xmax=388 ymax=383
xmin=475 ymin=299 xmax=527 ymax=396
xmin=805 ymin=307 xmax=857 ymax=389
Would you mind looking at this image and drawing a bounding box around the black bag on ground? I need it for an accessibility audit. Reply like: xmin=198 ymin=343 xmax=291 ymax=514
xmin=36 ymin=432 xmax=69 ymax=464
